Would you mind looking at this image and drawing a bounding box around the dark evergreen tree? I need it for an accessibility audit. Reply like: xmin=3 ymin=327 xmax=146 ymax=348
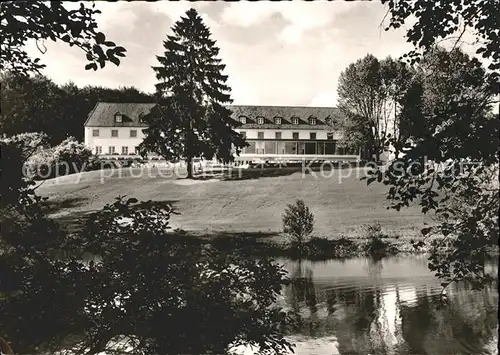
xmin=140 ymin=8 xmax=246 ymax=178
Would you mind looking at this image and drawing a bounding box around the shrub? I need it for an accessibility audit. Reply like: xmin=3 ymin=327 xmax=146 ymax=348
xmin=23 ymin=137 xmax=93 ymax=179
xmin=1 ymin=133 xmax=52 ymax=180
xmin=282 ymin=200 xmax=315 ymax=248
xmin=363 ymin=223 xmax=385 ymax=239
xmin=0 ymin=183 xmax=81 ymax=354
xmin=25 ymin=147 xmax=55 ymax=179
xmin=77 ymin=197 xmax=294 ymax=354
xmin=362 ymin=224 xmax=395 ymax=257
xmin=364 ymin=235 xmax=391 ymax=256
xmin=1 ymin=196 xmax=294 ymax=354
xmin=1 ymin=132 xmax=50 ymax=159
xmin=52 ymin=137 xmax=92 ymax=175
xmin=85 ymin=157 xmax=121 ymax=171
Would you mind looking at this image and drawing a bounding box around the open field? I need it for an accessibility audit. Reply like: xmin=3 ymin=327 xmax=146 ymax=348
xmin=38 ymin=166 xmax=432 ymax=239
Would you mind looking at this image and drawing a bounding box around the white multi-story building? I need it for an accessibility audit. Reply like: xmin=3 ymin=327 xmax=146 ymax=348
xmin=84 ymin=102 xmax=154 ymax=156
xmin=84 ymin=102 xmax=361 ymax=162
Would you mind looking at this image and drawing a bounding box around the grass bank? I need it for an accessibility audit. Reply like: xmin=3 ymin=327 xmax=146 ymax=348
xmin=38 ymin=166 xmax=432 ymax=239
xmin=114 ymin=228 xmax=427 ymax=261
xmin=206 ymin=233 xmax=427 ymax=260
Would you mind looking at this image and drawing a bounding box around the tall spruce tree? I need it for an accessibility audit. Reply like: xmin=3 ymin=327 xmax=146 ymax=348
xmin=140 ymin=8 xmax=246 ymax=178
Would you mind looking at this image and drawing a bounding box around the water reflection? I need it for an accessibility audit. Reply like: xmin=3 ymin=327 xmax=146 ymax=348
xmin=281 ymin=256 xmax=498 ymax=355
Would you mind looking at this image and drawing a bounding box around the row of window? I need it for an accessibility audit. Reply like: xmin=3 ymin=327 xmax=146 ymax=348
xmin=92 ymin=129 xmax=333 ymax=140
xmin=95 ymin=146 xmax=140 ymax=155
xmin=113 ymin=112 xmax=329 ymax=126
xmin=241 ymin=141 xmax=357 ymax=155
xmin=95 ymin=142 xmax=354 ymax=156
xmin=241 ymin=131 xmax=334 ymax=140
xmin=92 ymin=129 xmax=138 ymax=138
xmin=240 ymin=117 xmax=324 ymax=125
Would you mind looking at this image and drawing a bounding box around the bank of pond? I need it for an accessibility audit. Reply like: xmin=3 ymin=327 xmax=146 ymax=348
xmin=169 ymin=231 xmax=499 ymax=261
xmin=213 ymin=235 xmax=406 ymax=260
xmin=173 ymin=232 xmax=426 ymax=260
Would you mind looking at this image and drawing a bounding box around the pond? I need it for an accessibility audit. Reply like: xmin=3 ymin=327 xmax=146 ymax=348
xmin=82 ymin=253 xmax=497 ymax=355
xmin=272 ymin=255 xmax=498 ymax=355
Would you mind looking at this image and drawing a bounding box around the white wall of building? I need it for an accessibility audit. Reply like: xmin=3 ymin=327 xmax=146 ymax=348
xmin=84 ymin=126 xmax=146 ymax=155
xmin=84 ymin=126 xmax=346 ymax=157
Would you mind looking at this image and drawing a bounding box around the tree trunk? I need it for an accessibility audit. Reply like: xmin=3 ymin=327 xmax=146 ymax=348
xmin=375 ymin=149 xmax=381 ymax=164
xmin=0 ymin=337 xmax=14 ymax=354
xmin=369 ymin=143 xmax=378 ymax=163
xmin=186 ymin=157 xmax=193 ymax=179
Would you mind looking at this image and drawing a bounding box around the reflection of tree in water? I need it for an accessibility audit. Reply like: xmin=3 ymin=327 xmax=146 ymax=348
xmin=287 ymin=260 xmax=319 ymax=335
xmin=284 ymin=259 xmax=498 ymax=355
xmin=285 ymin=259 xmax=382 ymax=351
xmin=399 ymin=284 xmax=499 ymax=355
xmin=286 ymin=260 xmax=399 ymax=353
xmin=325 ymin=288 xmax=336 ymax=315
xmin=354 ymin=289 xmax=378 ymax=332
xmin=366 ymin=256 xmax=384 ymax=280
xmin=334 ymin=287 xmax=388 ymax=355
xmin=334 ymin=283 xmax=498 ymax=355
xmin=399 ymin=289 xmax=436 ymax=354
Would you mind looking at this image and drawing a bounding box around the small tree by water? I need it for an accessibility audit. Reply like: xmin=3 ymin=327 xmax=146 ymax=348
xmin=282 ymin=200 xmax=315 ymax=249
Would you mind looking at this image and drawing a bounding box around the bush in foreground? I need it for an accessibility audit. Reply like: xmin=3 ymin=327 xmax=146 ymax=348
xmin=1 ymin=142 xmax=293 ymax=355
xmin=1 ymin=195 xmax=294 ymax=355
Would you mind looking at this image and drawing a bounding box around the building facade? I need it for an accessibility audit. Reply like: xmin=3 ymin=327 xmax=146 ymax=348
xmin=84 ymin=102 xmax=153 ymax=157
xmin=84 ymin=102 xmax=360 ymax=162
xmin=230 ymin=105 xmax=359 ymax=162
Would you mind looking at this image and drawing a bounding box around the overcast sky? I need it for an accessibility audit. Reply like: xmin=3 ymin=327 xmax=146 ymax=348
xmin=27 ymin=1 xmax=417 ymax=106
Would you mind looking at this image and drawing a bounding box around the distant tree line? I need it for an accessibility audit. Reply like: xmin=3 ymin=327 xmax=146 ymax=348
xmin=0 ymin=72 xmax=155 ymax=145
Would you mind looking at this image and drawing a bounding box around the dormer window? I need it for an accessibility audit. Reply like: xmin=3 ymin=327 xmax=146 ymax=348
xmin=115 ymin=112 xmax=123 ymax=123
xmin=239 ymin=116 xmax=247 ymax=124
xmin=292 ymin=117 xmax=299 ymax=125
xmin=309 ymin=117 xmax=317 ymax=125
xmin=274 ymin=117 xmax=282 ymax=124
xmin=257 ymin=117 xmax=264 ymax=125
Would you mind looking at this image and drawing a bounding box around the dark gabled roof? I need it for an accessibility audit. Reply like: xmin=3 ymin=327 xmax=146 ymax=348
xmin=84 ymin=102 xmax=344 ymax=129
xmin=84 ymin=102 xmax=156 ymax=127
xmin=230 ymin=105 xmax=344 ymax=130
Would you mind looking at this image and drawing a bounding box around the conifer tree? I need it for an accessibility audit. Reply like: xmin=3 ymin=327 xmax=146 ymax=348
xmin=140 ymin=8 xmax=246 ymax=178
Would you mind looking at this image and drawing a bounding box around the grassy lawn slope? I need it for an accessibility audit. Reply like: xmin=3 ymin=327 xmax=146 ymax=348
xmin=38 ymin=167 xmax=431 ymax=239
